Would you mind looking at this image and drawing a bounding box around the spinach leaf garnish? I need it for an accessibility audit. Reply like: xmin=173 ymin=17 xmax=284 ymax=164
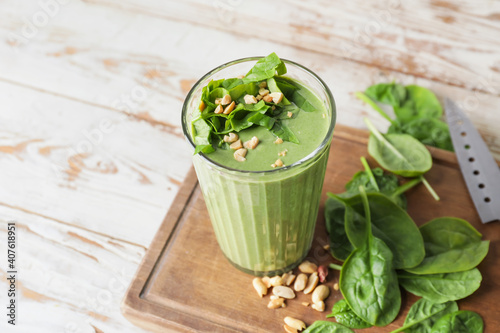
xmin=242 ymin=52 xmax=286 ymax=83
xmin=191 ymin=53 xmax=323 ymax=154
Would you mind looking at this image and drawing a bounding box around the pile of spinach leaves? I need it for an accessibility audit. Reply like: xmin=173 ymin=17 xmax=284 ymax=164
xmin=323 ymin=158 xmax=489 ymax=332
xmin=190 ymin=53 xmax=313 ymax=154
xmin=356 ymin=82 xmax=453 ymax=151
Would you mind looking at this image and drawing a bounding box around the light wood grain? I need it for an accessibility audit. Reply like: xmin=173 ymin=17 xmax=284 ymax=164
xmin=0 ymin=81 xmax=191 ymax=246
xmin=1 ymin=0 xmax=499 ymax=160
xmin=86 ymin=0 xmax=500 ymax=95
xmin=0 ymin=207 xmax=151 ymax=333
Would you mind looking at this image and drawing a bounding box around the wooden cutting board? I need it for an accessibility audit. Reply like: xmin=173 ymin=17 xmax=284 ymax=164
xmin=121 ymin=124 xmax=500 ymax=333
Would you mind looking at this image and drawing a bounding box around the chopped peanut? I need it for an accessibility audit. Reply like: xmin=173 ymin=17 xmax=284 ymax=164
xmin=230 ymin=139 xmax=243 ymax=150
xmin=271 ymin=159 xmax=284 ymax=168
xmin=263 ymin=95 xmax=273 ymax=103
xmin=287 ymin=111 xmax=293 ymax=118
xmin=223 ymin=101 xmax=236 ymax=114
xmin=214 ymin=105 xmax=224 ymax=114
xmin=269 ymin=92 xmax=284 ymax=104
xmin=278 ymin=149 xmax=288 ymax=157
xmin=244 ymin=94 xmax=258 ymax=104
xmin=274 ymin=137 xmax=283 ymax=144
xmin=259 ymin=88 xmax=270 ymax=96
xmin=223 ymin=133 xmax=239 ymax=143
xmin=244 ymin=136 xmax=259 ymax=150
xmin=221 ymin=94 xmax=232 ymax=105
xmin=259 ymin=81 xmax=267 ymax=88
xmin=233 ymin=148 xmax=247 ymax=162
xmin=256 ymin=95 xmax=263 ymax=101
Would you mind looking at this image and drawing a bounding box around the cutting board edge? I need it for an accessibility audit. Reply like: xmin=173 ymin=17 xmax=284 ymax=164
xmin=120 ymin=124 xmax=478 ymax=332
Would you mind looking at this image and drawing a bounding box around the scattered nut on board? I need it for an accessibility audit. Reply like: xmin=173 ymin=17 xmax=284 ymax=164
xmin=268 ymin=297 xmax=286 ymax=309
xmin=269 ymin=276 xmax=284 ymax=287
xmin=312 ymin=285 xmax=330 ymax=304
xmin=284 ymin=317 xmax=306 ymax=331
xmin=311 ymin=300 xmax=325 ymax=312
xmin=252 ymin=278 xmax=267 ymax=297
xmin=293 ymin=273 xmax=308 ymax=292
xmin=298 ymin=260 xmax=318 ymax=274
xmin=273 ymin=286 xmax=296 ymax=299
xmin=303 ymin=272 xmax=319 ymax=294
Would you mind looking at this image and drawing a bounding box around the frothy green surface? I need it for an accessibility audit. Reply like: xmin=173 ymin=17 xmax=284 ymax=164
xmin=203 ymin=78 xmax=330 ymax=171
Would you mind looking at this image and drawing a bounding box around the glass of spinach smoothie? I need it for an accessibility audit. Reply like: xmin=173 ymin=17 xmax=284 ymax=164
xmin=182 ymin=53 xmax=336 ymax=276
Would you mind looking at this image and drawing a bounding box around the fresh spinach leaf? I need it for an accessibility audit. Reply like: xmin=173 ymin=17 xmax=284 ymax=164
xmin=398 ymin=268 xmax=482 ymax=303
xmin=292 ymin=87 xmax=318 ymax=112
xmin=243 ymin=52 xmax=286 ymax=83
xmin=431 ymin=310 xmax=484 ymax=333
xmin=209 ymin=87 xmax=229 ymax=101
xmin=340 ymin=192 xmax=425 ymax=269
xmin=303 ymin=321 xmax=355 ymax=333
xmin=389 ymin=117 xmax=453 ymax=151
xmin=228 ymin=82 xmax=258 ymax=101
xmin=192 ymin=117 xmax=212 ymax=146
xmin=247 ymin=112 xmax=275 ymax=130
xmin=193 ymin=144 xmax=215 ymax=155
xmin=340 ymin=187 xmax=401 ymax=326
xmin=325 ymin=197 xmax=354 ymax=261
xmin=266 ymin=77 xmax=291 ymax=105
xmin=221 ymin=78 xmax=243 ymax=90
xmin=406 ymin=217 xmax=490 ymax=275
xmin=275 ymin=77 xmax=298 ymax=99
xmin=394 ymin=85 xmax=443 ymax=123
xmin=344 ymin=163 xmax=408 ymax=209
xmin=327 ymin=299 xmax=372 ymax=329
xmin=270 ymin=120 xmax=299 ymax=143
xmin=365 ymin=82 xmax=406 ymax=107
xmin=389 ymin=299 xmax=458 ymax=333
xmin=366 ymin=118 xmax=432 ymax=177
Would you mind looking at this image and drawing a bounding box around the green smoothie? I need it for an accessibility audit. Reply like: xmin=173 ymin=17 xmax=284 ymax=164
xmin=183 ymin=54 xmax=336 ymax=275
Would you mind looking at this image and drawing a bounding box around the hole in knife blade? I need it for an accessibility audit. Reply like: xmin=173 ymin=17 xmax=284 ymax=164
xmin=479 ymin=183 xmax=485 ymax=189
xmin=469 ymin=157 xmax=475 ymax=162
xmin=473 ymin=170 xmax=480 ymax=175
xmin=461 ymin=132 xmax=467 ymax=136
xmin=484 ymin=197 xmax=491 ymax=203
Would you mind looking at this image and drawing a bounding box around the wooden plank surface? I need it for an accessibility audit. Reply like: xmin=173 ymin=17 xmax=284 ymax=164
xmin=0 ymin=206 xmax=150 ymax=333
xmin=1 ymin=1 xmax=499 ymax=331
xmin=86 ymin=0 xmax=500 ymax=95
xmin=122 ymin=125 xmax=500 ymax=332
xmin=2 ymin=0 xmax=500 ymax=161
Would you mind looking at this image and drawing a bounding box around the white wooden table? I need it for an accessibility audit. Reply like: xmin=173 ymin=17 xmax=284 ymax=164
xmin=1 ymin=1 xmax=499 ymax=332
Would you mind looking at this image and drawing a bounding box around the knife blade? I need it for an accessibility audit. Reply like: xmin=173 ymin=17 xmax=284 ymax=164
xmin=445 ymin=98 xmax=500 ymax=223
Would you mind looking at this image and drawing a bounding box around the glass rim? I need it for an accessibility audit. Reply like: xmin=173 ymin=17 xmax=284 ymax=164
xmin=181 ymin=56 xmax=336 ymax=175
